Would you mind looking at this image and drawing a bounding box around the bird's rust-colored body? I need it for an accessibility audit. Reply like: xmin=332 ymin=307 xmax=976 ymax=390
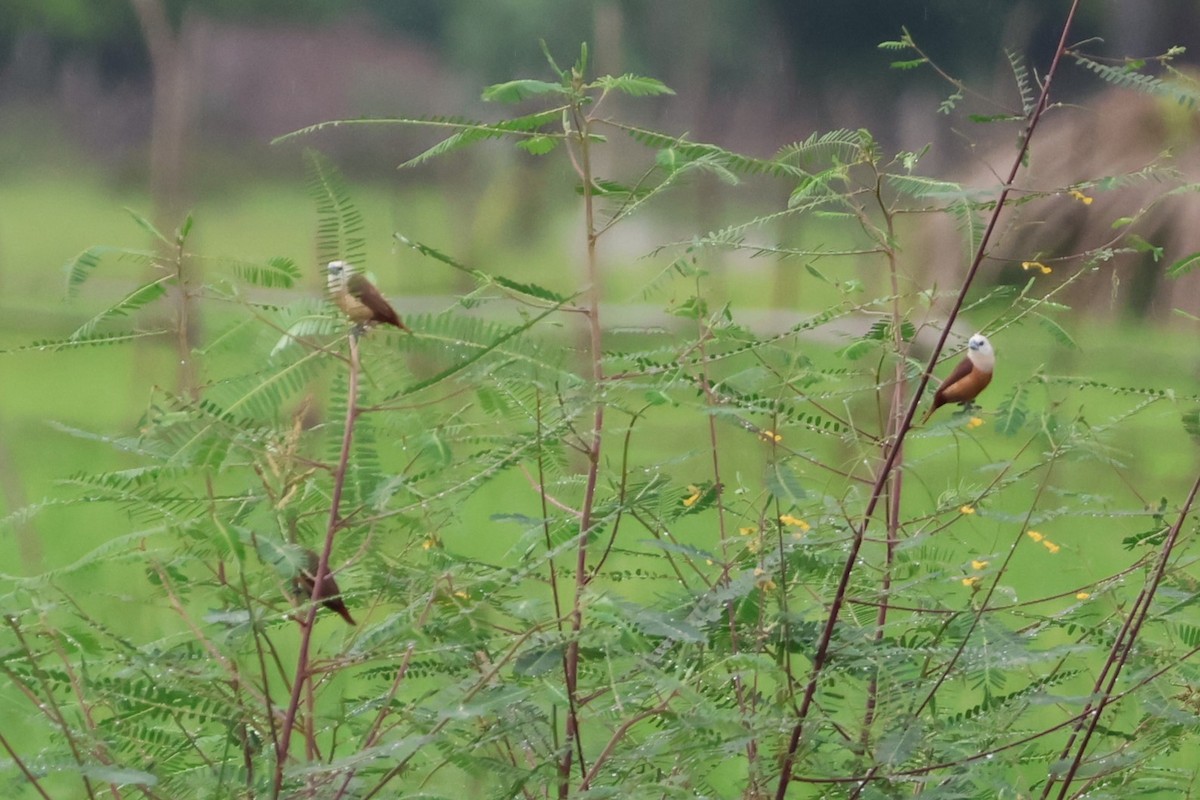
xmin=295 ymin=548 xmax=356 ymax=625
xmin=922 ymin=334 xmax=995 ymax=423
xmin=326 ymin=260 xmax=409 ymax=332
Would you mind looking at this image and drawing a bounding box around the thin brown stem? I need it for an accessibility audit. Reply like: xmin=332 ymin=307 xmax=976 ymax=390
xmin=774 ymin=4 xmax=1082 ymax=795
xmin=273 ymin=333 xmax=361 ymax=798
xmin=560 ymin=84 xmax=602 ymax=795
xmin=1045 ymin=470 xmax=1200 ymax=799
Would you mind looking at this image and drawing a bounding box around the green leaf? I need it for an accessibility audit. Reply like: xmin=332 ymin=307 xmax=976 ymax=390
xmin=969 ymin=113 xmax=1023 ymax=123
xmin=490 ymin=275 xmax=569 ymax=303
xmin=516 ymin=134 xmax=559 ymax=155
xmin=876 ymin=718 xmax=923 ymax=765
xmin=305 ymin=149 xmax=366 ymax=268
xmin=70 ymin=278 xmax=170 ymax=341
xmin=63 ymin=245 xmax=157 ymax=297
xmin=837 ymin=339 xmax=875 ymax=360
xmin=886 ymin=174 xmax=965 ymax=199
xmin=614 ymin=599 xmax=705 ymax=643
xmin=994 ymin=384 xmax=1028 ymax=436
xmin=232 ymin=256 xmax=301 ymax=288
xmin=1037 ymin=315 xmax=1079 ymax=349
xmin=482 ymin=79 xmax=566 ymax=103
xmin=79 ymin=766 xmax=158 ymax=786
xmin=594 ymin=74 xmax=675 ymax=97
xmin=1126 ymin=234 xmax=1163 ymax=262
xmin=6 ymin=329 xmax=168 ymax=353
xmin=513 ymin=643 xmax=563 ymax=677
xmin=765 ymin=460 xmax=806 ymax=508
xmin=1167 ymin=251 xmax=1200 ymax=277
xmin=124 ymin=207 xmax=171 ymax=245
xmin=890 ymin=58 xmax=928 ymax=70
xmin=671 ymin=296 xmax=708 ymax=319
xmin=1182 ymin=408 xmax=1200 ymax=442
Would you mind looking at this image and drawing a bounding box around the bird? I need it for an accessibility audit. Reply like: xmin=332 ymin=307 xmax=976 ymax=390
xmin=921 ymin=333 xmax=995 ymax=423
xmin=293 ymin=548 xmax=356 ymax=625
xmin=325 ymin=260 xmax=409 ymax=334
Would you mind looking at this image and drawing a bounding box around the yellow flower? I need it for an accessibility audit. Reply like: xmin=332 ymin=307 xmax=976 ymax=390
xmin=759 ymin=429 xmax=783 ymax=443
xmin=962 ymin=576 xmax=980 ymax=587
xmin=971 ymin=559 xmax=989 ymax=570
xmin=1076 ymin=592 xmax=1091 ymax=600
xmin=967 ymin=417 xmax=984 ymax=430
xmin=754 ymin=567 xmax=777 ymax=591
xmin=739 ymin=526 xmax=757 ymax=536
xmin=1043 ymin=541 xmax=1061 ymax=554
xmin=1026 ymin=530 xmax=1044 ymax=542
xmin=779 ymin=514 xmax=810 ymax=531
xmin=1021 ymin=260 xmax=1053 ymax=275
xmin=422 ymin=538 xmax=436 ymax=550
xmin=683 ymin=485 xmax=702 ymax=507
xmin=1067 ymin=189 xmax=1094 ymax=205
xmin=453 ymin=590 xmax=469 ymax=599
xmin=960 ymin=505 xmax=975 ymax=515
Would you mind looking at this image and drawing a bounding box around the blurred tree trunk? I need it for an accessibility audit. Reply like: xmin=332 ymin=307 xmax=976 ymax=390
xmin=130 ymin=0 xmax=200 ymax=397
xmin=130 ymin=0 xmax=192 ymax=222
xmin=0 ymin=420 xmax=41 ymax=570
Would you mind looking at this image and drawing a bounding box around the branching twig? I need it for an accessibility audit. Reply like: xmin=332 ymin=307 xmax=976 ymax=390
xmin=775 ymin=3 xmax=1083 ymax=795
xmin=273 ymin=333 xmax=361 ymax=798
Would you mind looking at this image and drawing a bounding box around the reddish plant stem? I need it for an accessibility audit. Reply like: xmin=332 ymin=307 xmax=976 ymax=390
xmin=1043 ymin=470 xmax=1200 ymax=800
xmin=560 ymin=95 xmax=602 ymax=796
xmin=774 ymin=4 xmax=1081 ymax=796
xmin=273 ymin=333 xmax=361 ymax=798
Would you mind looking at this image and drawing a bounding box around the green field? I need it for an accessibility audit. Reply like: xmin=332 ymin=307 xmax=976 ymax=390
xmin=2 ymin=140 xmax=1199 ymax=797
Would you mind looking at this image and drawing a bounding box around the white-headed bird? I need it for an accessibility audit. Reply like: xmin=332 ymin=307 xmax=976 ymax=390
xmin=922 ymin=333 xmax=995 ymax=423
xmin=326 ymin=260 xmax=409 ymax=333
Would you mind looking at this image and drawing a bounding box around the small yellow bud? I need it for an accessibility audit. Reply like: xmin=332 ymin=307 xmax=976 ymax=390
xmin=1044 ymin=541 xmax=1061 ymax=554
xmin=1076 ymin=592 xmax=1090 ymax=600
xmin=779 ymin=514 xmax=811 ymax=531
xmin=962 ymin=576 xmax=980 ymax=587
xmin=960 ymin=505 xmax=975 ymax=515
xmin=759 ymin=429 xmax=783 ymax=443
xmin=683 ymin=485 xmax=702 ymax=507
xmin=739 ymin=526 xmax=757 ymax=536
xmin=1021 ymin=260 xmax=1053 ymax=274
xmin=753 ymin=567 xmax=777 ymax=591
xmin=1026 ymin=530 xmax=1044 ymax=542
xmin=967 ymin=417 xmax=984 ymax=429
xmin=971 ymin=559 xmax=989 ymax=571
xmin=1067 ymin=189 xmax=1094 ymax=205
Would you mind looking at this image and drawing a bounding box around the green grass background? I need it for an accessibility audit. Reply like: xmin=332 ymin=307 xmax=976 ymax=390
xmin=1 ymin=140 xmax=1198 ymax=795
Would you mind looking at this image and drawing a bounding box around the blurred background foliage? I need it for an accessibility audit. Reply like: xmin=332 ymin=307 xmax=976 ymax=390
xmin=1 ymin=4 xmax=1199 ymax=796
xmin=1 ymin=3 xmax=1198 ymax=572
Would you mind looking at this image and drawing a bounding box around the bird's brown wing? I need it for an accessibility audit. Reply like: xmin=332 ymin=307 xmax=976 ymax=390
xmin=919 ymin=357 xmax=976 ymax=424
xmin=934 ymin=357 xmax=976 ymax=406
xmin=317 ymin=572 xmax=356 ymax=626
xmin=347 ymin=273 xmax=408 ymax=330
xmin=297 ymin=550 xmax=357 ymax=625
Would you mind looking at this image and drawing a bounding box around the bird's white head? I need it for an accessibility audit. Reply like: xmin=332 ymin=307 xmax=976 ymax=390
xmin=966 ymin=333 xmax=995 ymax=372
xmin=326 ymin=260 xmax=349 ymax=291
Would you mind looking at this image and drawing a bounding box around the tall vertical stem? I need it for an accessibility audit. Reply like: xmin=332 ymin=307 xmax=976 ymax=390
xmin=560 ymin=92 xmax=604 ymax=795
xmin=774 ymin=3 xmax=1081 ymax=795
xmin=273 ymin=335 xmax=360 ymax=797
